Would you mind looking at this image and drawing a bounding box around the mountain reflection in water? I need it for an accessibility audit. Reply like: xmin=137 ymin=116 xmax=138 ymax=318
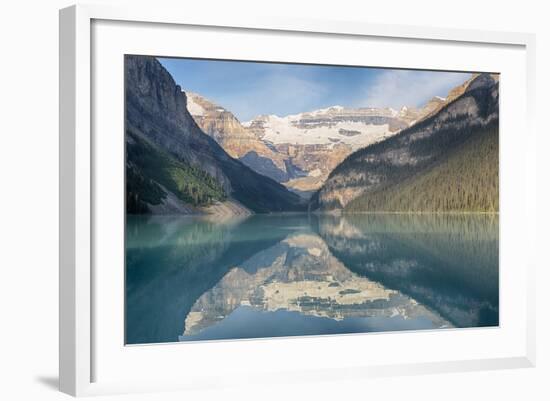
xmin=125 ymin=213 xmax=498 ymax=344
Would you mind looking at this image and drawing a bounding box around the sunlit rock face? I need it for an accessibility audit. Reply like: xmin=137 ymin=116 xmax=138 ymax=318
xmin=182 ymin=232 xmax=450 ymax=337
xmin=187 ymin=92 xmax=289 ymax=183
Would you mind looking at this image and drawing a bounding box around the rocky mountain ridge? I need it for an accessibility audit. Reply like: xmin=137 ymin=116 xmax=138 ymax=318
xmin=315 ymin=72 xmax=499 ymax=212
xmin=186 ymin=92 xmax=290 ymax=183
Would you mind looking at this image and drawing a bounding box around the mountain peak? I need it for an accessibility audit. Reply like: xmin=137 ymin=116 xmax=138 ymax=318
xmin=465 ymin=73 xmax=497 ymax=93
xmin=185 ymin=92 xmax=208 ymax=116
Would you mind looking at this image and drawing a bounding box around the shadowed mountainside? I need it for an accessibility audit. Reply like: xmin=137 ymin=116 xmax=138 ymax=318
xmin=125 ymin=55 xmax=304 ymax=214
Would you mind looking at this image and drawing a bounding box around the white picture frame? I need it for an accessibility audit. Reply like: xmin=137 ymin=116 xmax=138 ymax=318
xmin=59 ymin=3 xmax=536 ymax=397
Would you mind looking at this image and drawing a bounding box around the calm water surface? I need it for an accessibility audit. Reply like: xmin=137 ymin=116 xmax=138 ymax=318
xmin=125 ymin=213 xmax=499 ymax=344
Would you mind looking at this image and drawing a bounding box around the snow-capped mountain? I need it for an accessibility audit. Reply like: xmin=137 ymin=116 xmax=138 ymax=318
xmin=186 ymin=93 xmax=446 ymax=195
xmin=243 ymin=106 xmax=407 ymax=150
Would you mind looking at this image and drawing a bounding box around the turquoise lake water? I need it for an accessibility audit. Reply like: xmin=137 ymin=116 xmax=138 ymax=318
xmin=125 ymin=213 xmax=499 ymax=344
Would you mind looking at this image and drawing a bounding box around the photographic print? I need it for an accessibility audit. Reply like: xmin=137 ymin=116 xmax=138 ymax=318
xmin=125 ymin=55 xmax=499 ymax=345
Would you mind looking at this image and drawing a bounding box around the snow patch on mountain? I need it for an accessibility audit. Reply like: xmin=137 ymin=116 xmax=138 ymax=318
xmin=246 ymin=105 xmax=410 ymax=150
xmin=260 ymin=115 xmax=392 ymax=150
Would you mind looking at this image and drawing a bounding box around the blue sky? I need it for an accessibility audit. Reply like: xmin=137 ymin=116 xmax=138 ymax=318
xmin=159 ymin=57 xmax=471 ymax=122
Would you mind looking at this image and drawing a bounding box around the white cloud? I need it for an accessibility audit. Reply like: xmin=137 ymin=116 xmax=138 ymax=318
xmin=358 ymin=70 xmax=472 ymax=109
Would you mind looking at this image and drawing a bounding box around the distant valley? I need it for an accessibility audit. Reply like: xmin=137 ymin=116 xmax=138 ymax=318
xmin=187 ymin=92 xmax=447 ymax=195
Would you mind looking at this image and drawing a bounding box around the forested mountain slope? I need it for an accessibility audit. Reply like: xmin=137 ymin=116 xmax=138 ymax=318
xmin=314 ymin=73 xmax=499 ymax=213
xmin=345 ymin=122 xmax=498 ymax=212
